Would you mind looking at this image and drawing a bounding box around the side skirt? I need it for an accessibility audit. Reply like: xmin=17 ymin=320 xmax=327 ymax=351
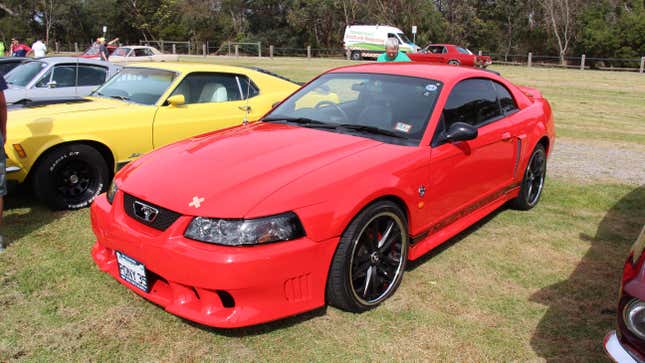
xmin=408 ymin=185 xmax=520 ymax=261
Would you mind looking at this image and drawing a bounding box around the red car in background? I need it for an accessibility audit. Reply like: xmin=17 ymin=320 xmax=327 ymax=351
xmin=409 ymin=44 xmax=492 ymax=68
xmin=605 ymin=226 xmax=645 ymax=362
xmin=80 ymin=44 xmax=117 ymax=59
xmin=91 ymin=63 xmax=553 ymax=328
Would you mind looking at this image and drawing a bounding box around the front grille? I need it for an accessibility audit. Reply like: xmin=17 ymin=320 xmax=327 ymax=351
xmin=123 ymin=193 xmax=181 ymax=231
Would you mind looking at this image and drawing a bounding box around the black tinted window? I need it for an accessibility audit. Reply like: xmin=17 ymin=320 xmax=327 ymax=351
xmin=78 ymin=65 xmax=107 ymax=86
xmin=493 ymin=81 xmax=518 ymax=114
xmin=52 ymin=65 xmax=76 ymax=87
xmin=443 ymin=78 xmax=501 ymax=128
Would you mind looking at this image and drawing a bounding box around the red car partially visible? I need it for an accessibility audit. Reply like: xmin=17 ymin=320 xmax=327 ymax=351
xmin=90 ymin=63 xmax=553 ymax=328
xmin=409 ymin=44 xmax=492 ymax=68
xmin=605 ymin=226 xmax=645 ymax=362
xmin=80 ymin=44 xmax=117 ymax=59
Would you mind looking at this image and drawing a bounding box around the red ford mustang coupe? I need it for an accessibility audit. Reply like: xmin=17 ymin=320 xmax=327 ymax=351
xmin=409 ymin=44 xmax=492 ymax=68
xmin=90 ymin=63 xmax=554 ymax=328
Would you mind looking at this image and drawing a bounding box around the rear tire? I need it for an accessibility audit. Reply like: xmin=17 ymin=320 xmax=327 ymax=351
xmin=510 ymin=144 xmax=547 ymax=210
xmin=350 ymin=51 xmax=362 ymax=61
xmin=326 ymin=201 xmax=408 ymax=312
xmin=32 ymin=144 xmax=109 ymax=210
xmin=448 ymin=59 xmax=460 ymax=65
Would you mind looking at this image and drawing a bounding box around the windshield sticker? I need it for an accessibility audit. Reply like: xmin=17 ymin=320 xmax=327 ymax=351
xmin=425 ymin=84 xmax=438 ymax=92
xmin=395 ymin=122 xmax=412 ymax=133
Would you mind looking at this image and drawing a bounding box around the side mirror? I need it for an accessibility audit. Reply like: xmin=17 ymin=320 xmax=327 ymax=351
xmin=442 ymin=122 xmax=477 ymax=143
xmin=166 ymin=94 xmax=185 ymax=107
xmin=47 ymin=81 xmax=57 ymax=88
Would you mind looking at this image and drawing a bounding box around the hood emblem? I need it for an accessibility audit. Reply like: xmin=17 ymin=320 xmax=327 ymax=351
xmin=189 ymin=196 xmax=205 ymax=208
xmin=418 ymin=185 xmax=426 ymax=197
xmin=133 ymin=201 xmax=159 ymax=222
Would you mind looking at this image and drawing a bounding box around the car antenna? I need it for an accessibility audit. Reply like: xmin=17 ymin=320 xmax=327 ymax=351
xmin=242 ymin=76 xmax=251 ymax=125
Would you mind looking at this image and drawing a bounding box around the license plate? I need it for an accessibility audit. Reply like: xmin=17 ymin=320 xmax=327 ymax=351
xmin=116 ymin=251 xmax=149 ymax=293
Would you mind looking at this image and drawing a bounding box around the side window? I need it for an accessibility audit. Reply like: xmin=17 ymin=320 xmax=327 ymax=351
xmin=51 ymin=65 xmax=77 ymax=88
xmin=456 ymin=47 xmax=469 ymax=54
xmin=442 ymin=78 xmax=502 ymax=129
xmin=492 ymin=81 xmax=518 ymax=115
xmin=134 ymin=48 xmax=148 ymax=57
xmin=77 ymin=65 xmax=107 ymax=86
xmin=144 ymin=48 xmax=155 ymax=56
xmin=386 ymin=33 xmax=400 ymax=43
xmin=35 ymin=68 xmax=53 ymax=88
xmin=237 ymin=75 xmax=259 ymax=99
xmin=170 ymin=72 xmax=242 ymax=104
xmin=441 ymin=47 xmax=448 ymax=54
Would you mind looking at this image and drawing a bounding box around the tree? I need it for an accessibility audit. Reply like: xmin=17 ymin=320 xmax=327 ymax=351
xmin=538 ymin=0 xmax=583 ymax=64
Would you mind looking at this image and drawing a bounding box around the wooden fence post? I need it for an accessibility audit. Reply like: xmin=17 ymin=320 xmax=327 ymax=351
xmin=234 ymin=44 xmax=239 ymax=57
xmin=160 ymin=40 xmax=164 ymax=53
xmin=346 ymin=49 xmax=350 ymax=60
xmin=580 ymin=54 xmax=586 ymax=70
xmin=640 ymin=57 xmax=644 ymax=73
xmin=202 ymin=43 xmax=206 ymax=57
xmin=227 ymin=41 xmax=231 ymax=56
xmin=478 ymin=50 xmax=482 ymax=56
xmin=528 ymin=52 xmax=532 ymax=68
xmin=258 ymin=42 xmax=262 ymax=57
xmin=307 ymin=45 xmax=311 ymax=59
xmin=269 ymin=45 xmax=274 ymax=59
xmin=55 ymin=42 xmax=59 ymax=53
xmin=172 ymin=44 xmax=176 ymax=54
xmin=74 ymin=42 xmax=78 ymax=52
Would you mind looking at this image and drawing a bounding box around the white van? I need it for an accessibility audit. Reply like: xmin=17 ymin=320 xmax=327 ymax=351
xmin=343 ymin=25 xmax=420 ymax=60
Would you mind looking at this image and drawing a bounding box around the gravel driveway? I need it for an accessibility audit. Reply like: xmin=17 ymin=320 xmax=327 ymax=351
xmin=547 ymin=139 xmax=644 ymax=185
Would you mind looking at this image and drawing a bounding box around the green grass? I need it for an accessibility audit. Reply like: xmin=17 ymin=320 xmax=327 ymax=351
xmin=1 ymin=57 xmax=644 ymax=361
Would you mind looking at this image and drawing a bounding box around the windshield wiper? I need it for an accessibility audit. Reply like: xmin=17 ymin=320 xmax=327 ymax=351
xmin=110 ymin=95 xmax=129 ymax=101
xmin=262 ymin=117 xmax=336 ymax=128
xmin=338 ymin=124 xmax=406 ymax=138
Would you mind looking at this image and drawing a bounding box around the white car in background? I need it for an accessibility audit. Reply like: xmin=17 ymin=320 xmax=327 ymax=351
xmin=4 ymin=57 xmax=121 ymax=104
xmin=108 ymin=45 xmax=179 ymax=63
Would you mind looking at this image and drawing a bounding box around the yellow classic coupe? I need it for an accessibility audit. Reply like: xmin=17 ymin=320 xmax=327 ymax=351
xmin=4 ymin=62 xmax=300 ymax=209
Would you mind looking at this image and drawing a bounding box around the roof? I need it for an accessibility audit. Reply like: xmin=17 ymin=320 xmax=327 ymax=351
xmin=34 ymin=56 xmax=116 ymax=66
xmin=326 ymin=62 xmax=499 ymax=84
xmin=121 ymin=61 xmax=269 ymax=75
xmin=116 ymin=45 xmax=159 ymax=50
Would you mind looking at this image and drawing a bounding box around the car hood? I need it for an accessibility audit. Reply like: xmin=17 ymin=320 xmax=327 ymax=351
xmin=8 ymin=97 xmax=142 ymax=123
xmin=118 ymin=122 xmax=384 ymax=217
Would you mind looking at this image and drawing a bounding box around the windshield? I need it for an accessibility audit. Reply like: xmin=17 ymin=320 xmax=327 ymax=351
xmin=5 ymin=61 xmax=47 ymax=87
xmin=93 ymin=68 xmax=176 ymax=105
xmin=265 ymin=73 xmax=442 ymax=145
xmin=397 ymin=33 xmax=412 ymax=44
xmin=84 ymin=46 xmax=100 ymax=56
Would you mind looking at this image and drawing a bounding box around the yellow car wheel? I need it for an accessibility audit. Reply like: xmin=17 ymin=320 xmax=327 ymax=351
xmin=32 ymin=144 xmax=109 ymax=210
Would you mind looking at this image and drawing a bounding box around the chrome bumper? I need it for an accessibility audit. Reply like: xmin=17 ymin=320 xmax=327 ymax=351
xmin=5 ymin=166 xmax=21 ymax=173
xmin=604 ymin=330 xmax=639 ymax=363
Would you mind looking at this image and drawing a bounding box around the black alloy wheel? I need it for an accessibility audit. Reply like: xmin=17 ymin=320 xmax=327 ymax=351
xmin=327 ymin=201 xmax=408 ymax=312
xmin=32 ymin=144 xmax=109 ymax=210
xmin=510 ymin=144 xmax=547 ymax=210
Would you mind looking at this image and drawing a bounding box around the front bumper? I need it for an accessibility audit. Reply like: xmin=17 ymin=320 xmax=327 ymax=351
xmin=604 ymin=330 xmax=639 ymax=363
xmin=90 ymin=192 xmax=339 ymax=328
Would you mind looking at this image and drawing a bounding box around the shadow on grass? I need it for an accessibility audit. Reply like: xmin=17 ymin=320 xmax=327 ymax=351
xmin=182 ymin=306 xmax=328 ymax=337
xmin=1 ymin=185 xmax=65 ymax=250
xmin=530 ymin=185 xmax=645 ymax=360
xmin=407 ymin=207 xmax=507 ymax=271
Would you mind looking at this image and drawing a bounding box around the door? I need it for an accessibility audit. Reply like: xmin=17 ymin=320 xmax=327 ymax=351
xmin=426 ymin=78 xmax=518 ymax=228
xmin=152 ymin=72 xmax=262 ymax=148
xmin=30 ymin=64 xmax=78 ymax=100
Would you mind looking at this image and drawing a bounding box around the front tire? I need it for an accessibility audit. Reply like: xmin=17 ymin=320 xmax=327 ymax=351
xmin=510 ymin=144 xmax=547 ymax=210
xmin=326 ymin=201 xmax=408 ymax=312
xmin=350 ymin=51 xmax=362 ymax=61
xmin=32 ymin=144 xmax=109 ymax=210
xmin=448 ymin=59 xmax=461 ymax=65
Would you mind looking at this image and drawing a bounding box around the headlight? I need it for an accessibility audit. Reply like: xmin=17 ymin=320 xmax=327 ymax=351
xmin=624 ymin=299 xmax=645 ymax=339
xmin=184 ymin=212 xmax=305 ymax=246
xmin=106 ymin=181 xmax=119 ymax=204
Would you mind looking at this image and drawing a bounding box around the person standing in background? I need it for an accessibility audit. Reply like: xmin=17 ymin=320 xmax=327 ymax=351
xmin=10 ymin=38 xmax=31 ymax=57
xmin=0 ymin=41 xmax=5 ymax=56
xmin=0 ymin=70 xmax=8 ymax=251
xmin=31 ymin=38 xmax=47 ymax=58
xmin=97 ymin=37 xmax=109 ymax=61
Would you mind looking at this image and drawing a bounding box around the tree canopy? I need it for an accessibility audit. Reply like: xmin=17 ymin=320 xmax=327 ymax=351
xmin=0 ymin=0 xmax=642 ymax=59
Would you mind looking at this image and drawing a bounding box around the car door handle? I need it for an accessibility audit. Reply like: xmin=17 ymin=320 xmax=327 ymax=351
xmin=238 ymin=105 xmax=252 ymax=112
xmin=501 ymin=132 xmax=513 ymax=141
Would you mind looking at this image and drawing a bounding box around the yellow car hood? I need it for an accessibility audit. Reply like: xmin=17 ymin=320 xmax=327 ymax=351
xmin=9 ymin=97 xmax=140 ymax=122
